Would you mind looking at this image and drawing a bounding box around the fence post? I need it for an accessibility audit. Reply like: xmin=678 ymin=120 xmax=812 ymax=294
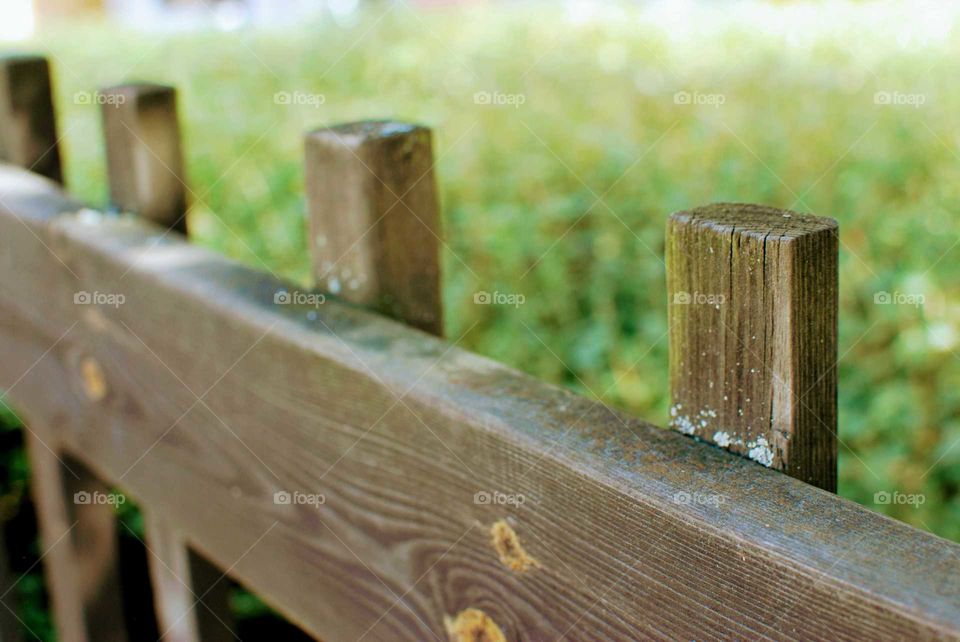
xmin=304 ymin=121 xmax=443 ymax=336
xmin=0 ymin=55 xmax=126 ymax=642
xmin=666 ymin=203 xmax=838 ymax=491
xmin=100 ymin=84 xmax=187 ymax=233
xmin=143 ymin=519 xmax=234 ymax=642
xmin=100 ymin=82 xmax=233 ymax=641
xmin=26 ymin=436 xmax=128 ymax=642
xmin=0 ymin=54 xmax=62 ymax=183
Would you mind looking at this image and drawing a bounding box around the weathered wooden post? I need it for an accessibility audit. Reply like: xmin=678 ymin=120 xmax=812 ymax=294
xmin=0 ymin=55 xmax=129 ymax=642
xmin=26 ymin=437 xmax=131 ymax=642
xmin=100 ymin=82 xmax=233 ymax=642
xmin=0 ymin=54 xmax=62 ymax=183
xmin=100 ymin=84 xmax=187 ymax=233
xmin=666 ymin=203 xmax=838 ymax=491
xmin=304 ymin=121 xmax=443 ymax=336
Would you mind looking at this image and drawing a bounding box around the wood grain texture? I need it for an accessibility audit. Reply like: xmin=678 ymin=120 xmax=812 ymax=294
xmin=305 ymin=121 xmax=442 ymax=336
xmin=0 ymin=166 xmax=957 ymax=641
xmin=100 ymin=84 xmax=187 ymax=233
xmin=100 ymin=81 xmax=236 ymax=641
xmin=667 ymin=203 xmax=839 ymax=491
xmin=0 ymin=55 xmax=62 ymax=183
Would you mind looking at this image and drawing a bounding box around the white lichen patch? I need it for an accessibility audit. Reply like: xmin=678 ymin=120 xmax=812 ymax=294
xmin=671 ymin=414 xmax=696 ymax=435
xmin=747 ymin=436 xmax=774 ymax=467
xmin=671 ymin=405 xmax=721 ymax=436
xmin=713 ymin=431 xmax=732 ymax=448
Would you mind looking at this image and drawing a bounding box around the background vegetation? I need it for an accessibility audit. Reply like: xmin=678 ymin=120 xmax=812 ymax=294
xmin=2 ymin=1 xmax=959 ymax=636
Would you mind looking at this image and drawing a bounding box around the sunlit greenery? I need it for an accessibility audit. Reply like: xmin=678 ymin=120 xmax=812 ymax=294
xmin=6 ymin=1 xmax=959 ymax=555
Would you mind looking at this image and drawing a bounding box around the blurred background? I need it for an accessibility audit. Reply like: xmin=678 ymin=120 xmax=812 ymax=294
xmin=2 ymin=0 xmax=960 ymax=638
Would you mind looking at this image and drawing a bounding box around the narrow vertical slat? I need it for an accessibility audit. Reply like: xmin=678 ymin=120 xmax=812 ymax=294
xmin=100 ymin=84 xmax=187 ymax=233
xmin=26 ymin=435 xmax=128 ymax=642
xmin=101 ymin=87 xmax=233 ymax=639
xmin=666 ymin=203 xmax=838 ymax=491
xmin=0 ymin=55 xmax=62 ymax=183
xmin=144 ymin=518 xmax=234 ymax=642
xmin=305 ymin=121 xmax=443 ymax=336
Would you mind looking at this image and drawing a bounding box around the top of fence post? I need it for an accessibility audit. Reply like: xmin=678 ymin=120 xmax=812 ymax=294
xmin=304 ymin=121 xmax=443 ymax=336
xmin=0 ymin=54 xmax=63 ymax=184
xmin=100 ymin=83 xmax=188 ymax=234
xmin=666 ymin=203 xmax=839 ymax=491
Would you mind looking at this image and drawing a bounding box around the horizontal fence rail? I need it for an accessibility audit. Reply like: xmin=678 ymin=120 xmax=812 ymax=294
xmin=0 ymin=165 xmax=958 ymax=640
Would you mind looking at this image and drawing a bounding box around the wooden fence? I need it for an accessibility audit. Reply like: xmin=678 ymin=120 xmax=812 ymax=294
xmin=0 ymin=53 xmax=958 ymax=641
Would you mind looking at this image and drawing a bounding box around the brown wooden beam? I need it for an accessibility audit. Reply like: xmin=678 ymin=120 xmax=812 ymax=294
xmin=305 ymin=121 xmax=443 ymax=336
xmin=0 ymin=55 xmax=62 ymax=184
xmin=26 ymin=436 xmax=128 ymax=642
xmin=667 ymin=204 xmax=838 ymax=491
xmin=100 ymin=84 xmax=187 ymax=234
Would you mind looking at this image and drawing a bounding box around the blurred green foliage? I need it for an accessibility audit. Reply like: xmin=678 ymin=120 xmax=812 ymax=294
xmin=4 ymin=2 xmax=958 ymax=556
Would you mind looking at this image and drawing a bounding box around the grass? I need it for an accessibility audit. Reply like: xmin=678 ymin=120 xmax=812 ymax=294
xmin=4 ymin=0 xmax=959 ymax=551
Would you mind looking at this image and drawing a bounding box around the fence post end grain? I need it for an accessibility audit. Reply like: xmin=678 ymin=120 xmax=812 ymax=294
xmin=100 ymin=83 xmax=187 ymax=233
xmin=0 ymin=54 xmax=62 ymax=183
xmin=666 ymin=203 xmax=838 ymax=491
xmin=304 ymin=121 xmax=443 ymax=336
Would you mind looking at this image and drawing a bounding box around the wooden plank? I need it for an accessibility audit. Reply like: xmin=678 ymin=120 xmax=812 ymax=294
xmin=100 ymin=84 xmax=187 ymax=233
xmin=101 ymin=81 xmax=234 ymax=641
xmin=0 ymin=55 xmax=62 ymax=183
xmin=25 ymin=435 xmax=127 ymax=642
xmin=305 ymin=121 xmax=442 ymax=336
xmin=143 ymin=517 xmax=234 ymax=642
xmin=667 ymin=204 xmax=839 ymax=491
xmin=0 ymin=165 xmax=957 ymax=640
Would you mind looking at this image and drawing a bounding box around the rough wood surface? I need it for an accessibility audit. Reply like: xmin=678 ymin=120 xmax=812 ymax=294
xmin=100 ymin=80 xmax=235 ymax=641
xmin=667 ymin=204 xmax=839 ymax=491
xmin=100 ymin=84 xmax=187 ymax=233
xmin=305 ymin=121 xmax=442 ymax=336
xmin=0 ymin=55 xmax=62 ymax=183
xmin=0 ymin=166 xmax=957 ymax=640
